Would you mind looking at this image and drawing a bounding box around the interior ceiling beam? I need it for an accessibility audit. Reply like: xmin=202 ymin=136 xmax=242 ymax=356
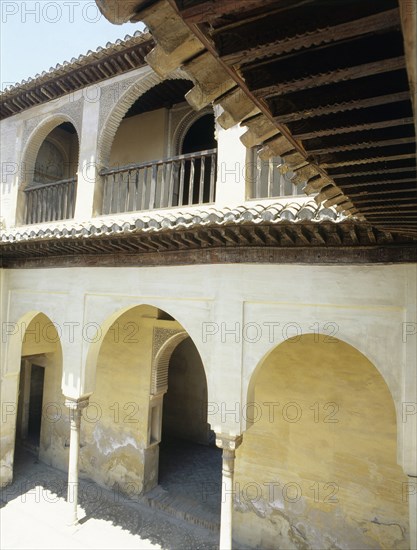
xmin=315 ymin=141 xmax=416 ymax=158
xmin=293 ymin=116 xmax=414 ymax=140
xmin=398 ymin=0 xmax=417 ymax=119
xmin=95 ymin=0 xmax=416 ymax=234
xmin=348 ymin=189 xmax=417 ymax=198
xmin=276 ymin=91 xmax=410 ymax=124
xmin=252 ymin=57 xmax=406 ymax=98
xmin=242 ymin=28 xmax=404 ymax=84
xmin=337 ymin=178 xmax=417 ymax=189
xmin=165 ymin=0 xmax=328 ymax=185
xmin=174 ymin=0 xmax=292 ymax=24
xmin=220 ymin=8 xmax=400 ymax=66
xmin=329 ymin=160 xmax=416 ymax=177
xmin=267 ymin=70 xmax=409 ymax=117
xmin=349 ymin=198 xmax=417 ymax=208
xmin=302 ymin=124 xmax=416 ymax=151
xmin=306 ymin=136 xmax=416 ymax=155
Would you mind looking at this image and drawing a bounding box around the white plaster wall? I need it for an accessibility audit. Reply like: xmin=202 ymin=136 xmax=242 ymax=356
xmin=1 ymin=263 xmax=416 ymax=475
xmin=0 ymin=65 xmax=311 ymax=230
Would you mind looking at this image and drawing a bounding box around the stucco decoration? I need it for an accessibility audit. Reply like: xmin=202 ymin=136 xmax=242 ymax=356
xmin=97 ymin=68 xmax=191 ymax=167
xmin=21 ymin=99 xmax=83 ymax=159
xmin=151 ymin=328 xmax=187 ymax=395
xmin=172 ymin=106 xmax=214 ymax=155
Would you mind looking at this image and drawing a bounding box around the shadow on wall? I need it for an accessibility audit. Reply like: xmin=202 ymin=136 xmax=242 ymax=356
xmin=234 ymin=334 xmax=409 ymax=550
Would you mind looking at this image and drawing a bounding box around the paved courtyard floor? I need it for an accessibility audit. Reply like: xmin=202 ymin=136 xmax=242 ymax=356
xmin=0 ymin=447 xmax=222 ymax=550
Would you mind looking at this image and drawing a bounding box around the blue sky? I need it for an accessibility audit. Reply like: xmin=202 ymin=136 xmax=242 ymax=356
xmin=0 ymin=1 xmax=145 ymax=90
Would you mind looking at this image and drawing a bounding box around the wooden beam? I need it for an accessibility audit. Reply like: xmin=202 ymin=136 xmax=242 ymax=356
xmin=398 ymin=0 xmax=417 ymax=118
xmin=329 ymin=161 xmax=416 ymax=177
xmin=40 ymin=86 xmax=56 ymax=100
xmin=322 ymin=153 xmax=416 ymax=169
xmin=276 ymin=91 xmax=410 ymax=123
xmin=184 ymin=51 xmax=236 ymax=110
xmin=317 ymin=142 xmax=416 ymax=163
xmin=351 ymin=195 xmax=417 ymax=204
xmin=254 ymin=57 xmax=406 ymax=98
xmin=172 ymin=3 xmax=331 ymax=186
xmin=293 ymin=117 xmax=414 ymax=140
xmin=292 ymin=226 xmax=311 ymax=245
xmin=123 ymin=53 xmax=136 ymax=69
xmin=339 ymin=178 xmax=417 ymax=190
xmin=306 ymin=136 xmax=416 ymax=155
xmin=303 ymin=124 xmax=416 ymax=153
xmin=176 ymin=0 xmax=282 ymax=24
xmin=312 ymin=226 xmax=326 ymax=245
xmin=359 ymin=205 xmax=417 ymax=212
xmin=222 ymin=8 xmax=400 ymax=66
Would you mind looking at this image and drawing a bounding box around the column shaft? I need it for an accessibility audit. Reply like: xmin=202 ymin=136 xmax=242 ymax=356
xmin=67 ymin=407 xmax=81 ymax=525
xmin=220 ymin=449 xmax=235 ymax=550
xmin=216 ymin=433 xmax=242 ymax=550
xmin=65 ymin=397 xmax=88 ymax=525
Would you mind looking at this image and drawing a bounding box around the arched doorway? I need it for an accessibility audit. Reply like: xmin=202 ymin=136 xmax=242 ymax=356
xmin=180 ymin=113 xmax=217 ymax=205
xmin=234 ymin=334 xmax=409 ymax=549
xmin=21 ymin=121 xmax=79 ymax=224
xmin=81 ymin=305 xmax=221 ymax=524
xmin=13 ymin=313 xmax=66 ymax=473
xmin=100 ymin=77 xmax=217 ymax=214
xmin=157 ymin=336 xmax=221 ymax=521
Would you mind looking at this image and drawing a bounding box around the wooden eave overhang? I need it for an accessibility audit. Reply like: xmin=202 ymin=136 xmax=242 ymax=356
xmin=1 ymin=203 xmax=416 ymax=268
xmin=0 ymin=32 xmax=154 ymax=119
xmin=96 ymin=0 xmax=417 ymax=239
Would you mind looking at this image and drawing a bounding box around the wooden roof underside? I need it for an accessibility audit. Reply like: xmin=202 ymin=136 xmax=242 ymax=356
xmin=97 ymin=0 xmax=417 ymax=238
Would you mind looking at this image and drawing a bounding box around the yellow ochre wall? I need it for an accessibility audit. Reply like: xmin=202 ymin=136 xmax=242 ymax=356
xmin=109 ymin=109 xmax=167 ymax=167
xmin=78 ymin=306 xmax=185 ymax=495
xmin=234 ymin=334 xmax=409 ymax=550
xmin=19 ymin=314 xmax=69 ymax=473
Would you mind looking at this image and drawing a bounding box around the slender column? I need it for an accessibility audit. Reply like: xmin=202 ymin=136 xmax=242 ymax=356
xmin=407 ymin=475 xmax=417 ymax=550
xmin=65 ymin=396 xmax=89 ymax=525
xmin=216 ymin=434 xmax=243 ymax=550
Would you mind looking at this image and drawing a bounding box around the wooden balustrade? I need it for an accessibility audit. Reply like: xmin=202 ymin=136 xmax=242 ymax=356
xmin=24 ymin=177 xmax=77 ymax=224
xmin=100 ymin=149 xmax=217 ymax=215
xmin=252 ymin=153 xmax=304 ymax=198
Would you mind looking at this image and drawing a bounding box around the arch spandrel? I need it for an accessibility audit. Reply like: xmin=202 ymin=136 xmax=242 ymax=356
xmin=97 ymin=69 xmax=193 ymax=168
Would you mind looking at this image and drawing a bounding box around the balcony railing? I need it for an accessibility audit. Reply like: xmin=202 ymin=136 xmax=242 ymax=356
xmin=251 ymin=153 xmax=305 ymax=199
xmin=24 ymin=177 xmax=77 ymax=224
xmin=100 ymin=149 xmax=217 ymax=215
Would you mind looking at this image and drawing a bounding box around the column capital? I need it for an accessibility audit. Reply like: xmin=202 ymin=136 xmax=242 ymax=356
xmin=64 ymin=396 xmax=90 ymax=411
xmin=215 ymin=433 xmax=243 ymax=451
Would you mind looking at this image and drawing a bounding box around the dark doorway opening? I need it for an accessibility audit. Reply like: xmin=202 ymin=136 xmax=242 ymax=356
xmin=157 ymin=338 xmax=221 ymax=526
xmin=180 ymin=113 xmax=217 ymax=204
xmin=16 ymin=362 xmax=45 ymax=453
xmin=27 ymin=365 xmax=45 ymax=447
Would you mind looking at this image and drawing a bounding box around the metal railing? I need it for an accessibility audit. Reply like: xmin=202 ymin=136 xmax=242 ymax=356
xmin=24 ymin=177 xmax=77 ymax=224
xmin=100 ymin=149 xmax=217 ymax=215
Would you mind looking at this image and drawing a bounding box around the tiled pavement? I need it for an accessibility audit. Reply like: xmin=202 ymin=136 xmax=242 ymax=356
xmin=0 ymin=446 xmax=222 ymax=550
xmin=147 ymin=438 xmax=223 ymax=531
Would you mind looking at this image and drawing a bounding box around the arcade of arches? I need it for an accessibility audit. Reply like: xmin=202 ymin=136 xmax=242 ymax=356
xmin=7 ymin=314 xmax=412 ymax=549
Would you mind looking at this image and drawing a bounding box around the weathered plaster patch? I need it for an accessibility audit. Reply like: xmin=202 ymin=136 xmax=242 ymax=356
xmin=92 ymin=424 xmax=140 ymax=456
